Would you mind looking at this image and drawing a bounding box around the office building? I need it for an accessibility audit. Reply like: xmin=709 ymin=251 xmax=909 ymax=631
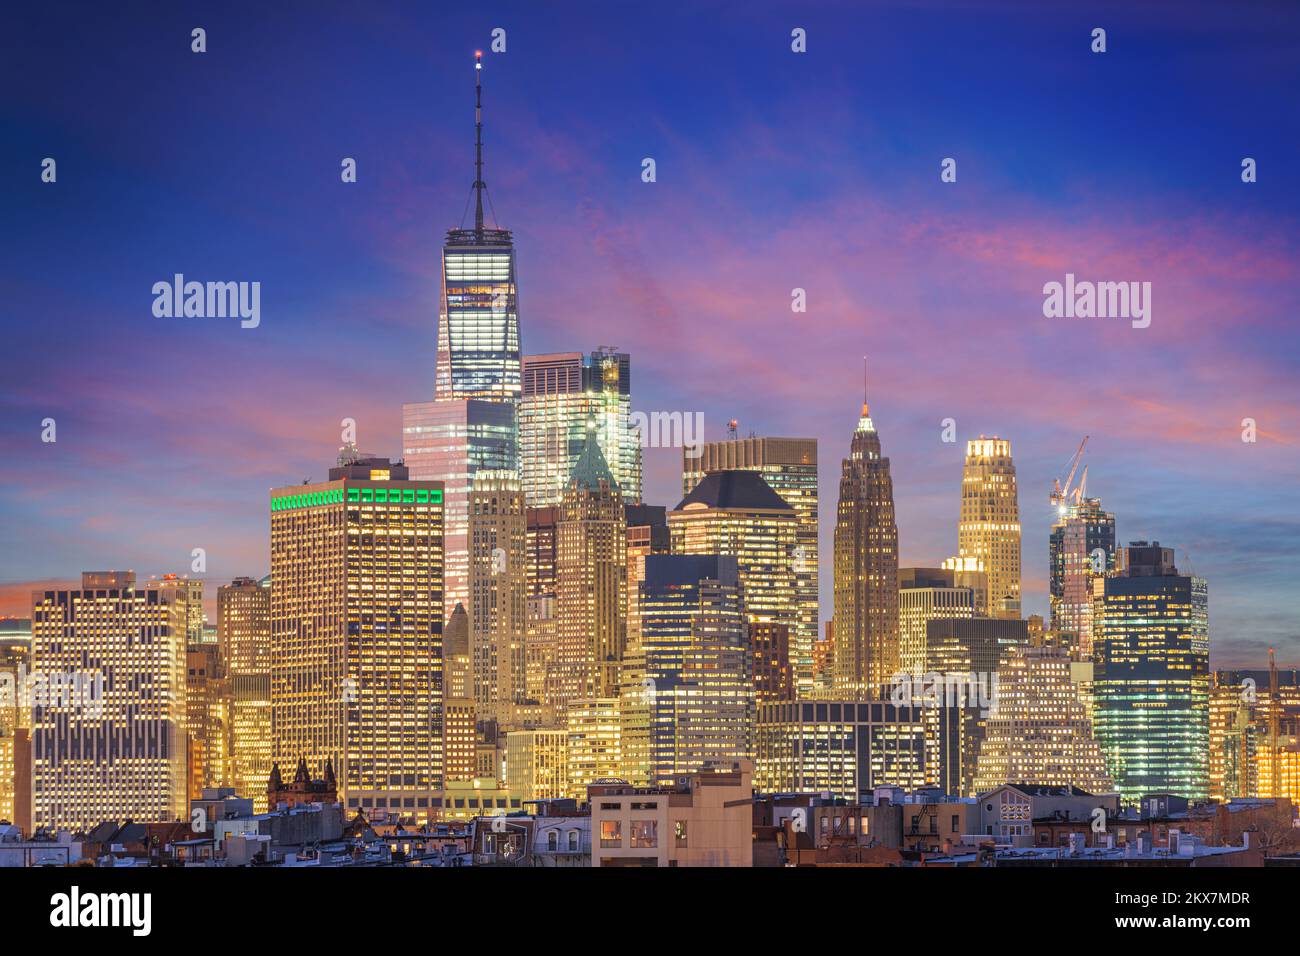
xmin=958 ymin=437 xmax=1021 ymax=619
xmin=270 ymin=455 xmax=445 ymax=821
xmin=684 ymin=437 xmax=818 ymax=691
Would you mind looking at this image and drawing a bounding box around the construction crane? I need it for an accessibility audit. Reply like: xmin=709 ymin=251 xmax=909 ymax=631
xmin=1050 ymin=436 xmax=1090 ymax=512
xmin=1270 ymin=647 xmax=1281 ymax=798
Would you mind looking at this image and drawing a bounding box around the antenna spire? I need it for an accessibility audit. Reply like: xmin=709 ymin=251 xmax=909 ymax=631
xmin=474 ymin=51 xmax=485 ymax=236
xmin=861 ymin=355 xmax=870 ymax=416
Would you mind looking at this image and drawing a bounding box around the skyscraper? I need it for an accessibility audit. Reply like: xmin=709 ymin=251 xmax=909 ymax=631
xmin=1049 ymin=493 xmax=1116 ymax=653
xmin=30 ymin=572 xmax=190 ymax=831
xmin=897 ymin=567 xmax=976 ymax=677
xmin=403 ymin=53 xmax=523 ymax=617
xmin=467 ymin=472 xmax=527 ymax=724
xmin=1093 ymin=542 xmax=1209 ymax=802
xmin=553 ymin=430 xmax=627 ymax=707
xmin=186 ymin=634 xmax=231 ymax=800
xmin=218 ymin=576 xmax=273 ymax=809
xmin=832 ymin=395 xmax=899 ymax=698
xmin=684 ymin=436 xmax=818 ymax=692
xmin=521 ymin=350 xmax=641 ymax=506
xmin=436 ymin=52 xmax=520 ymax=403
xmin=402 ymin=399 xmax=517 ymax=618
xmin=635 ymin=554 xmax=753 ymax=785
xmin=971 ymin=645 xmax=1113 ymax=795
xmin=668 ymin=471 xmax=798 ymax=679
xmin=270 ymin=456 xmax=445 ymax=821
xmin=958 ymin=437 xmax=1021 ymax=619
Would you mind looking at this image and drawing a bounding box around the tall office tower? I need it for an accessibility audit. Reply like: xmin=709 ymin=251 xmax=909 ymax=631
xmin=923 ymin=617 xmax=1031 ymax=796
xmin=520 ymin=350 xmax=642 ymax=506
xmin=971 ymin=646 xmax=1113 ymax=795
xmin=669 ymin=471 xmax=798 ymax=681
xmin=625 ymin=504 xmax=670 ymax=658
xmin=403 ymin=55 xmax=522 ymax=618
xmin=754 ymin=700 xmax=931 ymax=800
xmin=468 ymin=472 xmax=527 ymax=723
xmin=636 ymin=555 xmax=753 ymax=785
xmin=832 ymin=395 xmax=899 ymax=698
xmin=270 ymin=456 xmax=446 ymax=820
xmin=402 ymin=400 xmax=517 ymax=618
xmin=218 ymin=576 xmax=273 ymax=810
xmin=897 ymin=568 xmax=976 ymax=677
xmin=1049 ymin=496 xmax=1116 ymax=653
xmin=565 ymin=697 xmax=622 ymax=800
xmin=0 ymin=627 xmax=31 ymax=827
xmin=958 ymin=437 xmax=1021 ymax=619
xmin=553 ymin=432 xmax=627 ymax=707
xmin=525 ymin=506 xmax=559 ymax=597
xmin=436 ymin=53 xmax=520 ymax=403
xmin=443 ymin=603 xmax=472 ymax=702
xmin=1093 ymin=542 xmax=1209 ymax=803
xmin=684 ymin=437 xmax=819 ymax=691
xmin=187 ymin=639 xmax=231 ymax=799
xmin=29 ymin=572 xmax=190 ymax=831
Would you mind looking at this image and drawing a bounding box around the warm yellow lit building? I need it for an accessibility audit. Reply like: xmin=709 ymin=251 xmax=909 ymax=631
xmin=30 ymin=571 xmax=190 ymax=831
xmin=504 ymin=728 xmax=569 ymax=802
xmin=668 ymin=470 xmax=797 ymax=683
xmin=684 ymin=438 xmax=819 ymax=692
xmin=270 ymin=454 xmax=445 ymax=822
xmin=468 ymin=472 xmax=527 ymax=724
xmin=971 ymin=645 xmax=1113 ymax=795
xmin=218 ymin=576 xmax=273 ymax=810
xmin=444 ymin=698 xmax=478 ymax=783
xmin=958 ymin=437 xmax=1021 ymax=619
xmin=566 ymin=697 xmax=622 ymax=800
xmin=554 ymin=432 xmax=626 ymax=706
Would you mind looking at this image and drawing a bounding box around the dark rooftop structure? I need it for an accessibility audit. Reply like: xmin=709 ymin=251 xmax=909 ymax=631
xmin=672 ymin=470 xmax=793 ymax=513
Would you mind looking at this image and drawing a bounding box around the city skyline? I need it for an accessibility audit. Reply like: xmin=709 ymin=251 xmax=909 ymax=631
xmin=3 ymin=3 xmax=1298 ymax=673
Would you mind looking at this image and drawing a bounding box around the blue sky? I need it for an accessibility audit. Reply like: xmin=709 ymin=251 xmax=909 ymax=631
xmin=2 ymin=1 xmax=1298 ymax=664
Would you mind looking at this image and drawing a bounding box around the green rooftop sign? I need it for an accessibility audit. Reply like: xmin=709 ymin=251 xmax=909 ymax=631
xmin=271 ymin=486 xmax=443 ymax=511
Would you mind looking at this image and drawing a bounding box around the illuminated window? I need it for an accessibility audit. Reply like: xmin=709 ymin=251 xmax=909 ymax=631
xmin=600 ymin=820 xmax=621 ymax=848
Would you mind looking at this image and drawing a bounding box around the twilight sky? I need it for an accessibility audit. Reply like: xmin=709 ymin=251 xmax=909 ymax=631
xmin=2 ymin=1 xmax=1297 ymax=666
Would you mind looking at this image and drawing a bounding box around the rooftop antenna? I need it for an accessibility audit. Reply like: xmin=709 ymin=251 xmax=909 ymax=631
xmin=474 ymin=50 xmax=485 ymax=237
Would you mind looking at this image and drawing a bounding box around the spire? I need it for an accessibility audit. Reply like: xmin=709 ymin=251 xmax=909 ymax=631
xmin=857 ymin=356 xmax=876 ymax=434
xmin=569 ymin=421 xmax=618 ymax=494
xmin=473 ymin=50 xmax=485 ymax=237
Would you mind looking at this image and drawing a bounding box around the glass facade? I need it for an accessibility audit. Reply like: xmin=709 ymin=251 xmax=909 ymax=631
xmin=1093 ymin=547 xmax=1209 ymax=803
xmin=520 ymin=350 xmax=641 ymax=507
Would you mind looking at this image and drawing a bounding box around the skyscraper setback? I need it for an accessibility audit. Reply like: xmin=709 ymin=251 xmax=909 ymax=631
xmin=832 ymin=393 xmax=899 ymax=698
xmin=958 ymin=437 xmax=1021 ymax=619
xmin=684 ymin=436 xmax=818 ymax=692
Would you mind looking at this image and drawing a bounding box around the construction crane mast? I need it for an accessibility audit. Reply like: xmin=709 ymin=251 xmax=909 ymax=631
xmin=1050 ymin=436 xmax=1090 ymax=511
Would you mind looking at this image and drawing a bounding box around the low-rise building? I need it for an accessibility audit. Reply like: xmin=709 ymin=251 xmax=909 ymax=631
xmin=590 ymin=760 xmax=752 ymax=867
